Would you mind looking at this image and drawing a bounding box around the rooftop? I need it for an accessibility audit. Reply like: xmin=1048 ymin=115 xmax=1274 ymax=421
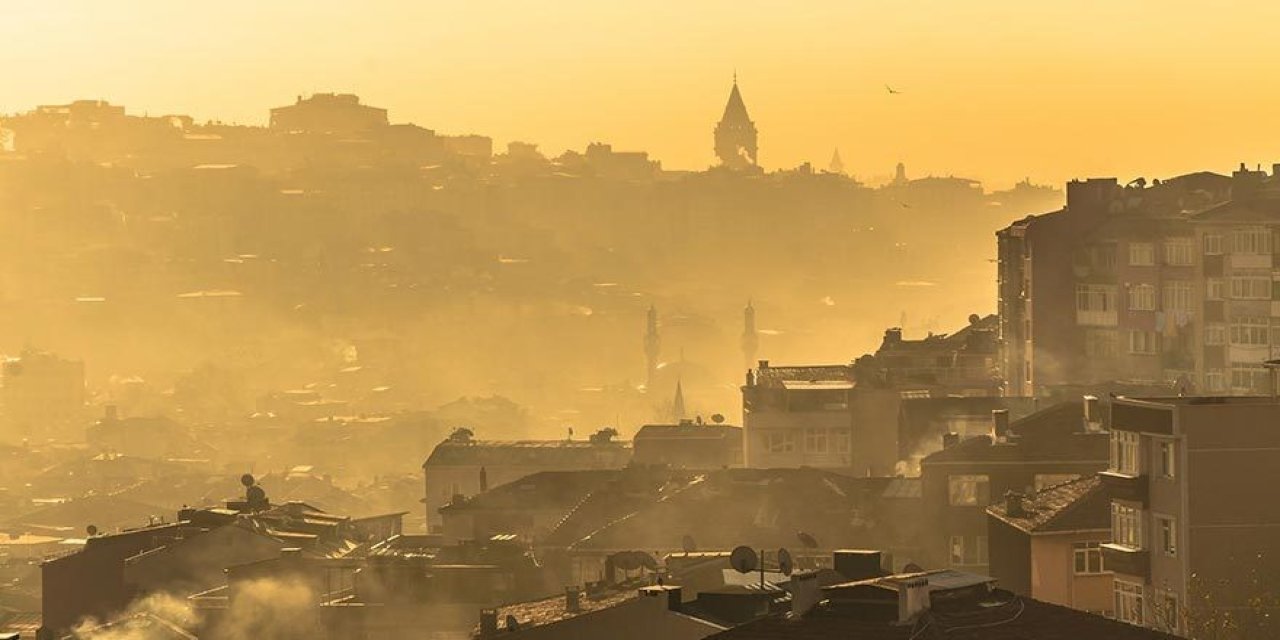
xmin=986 ymin=475 xmax=1108 ymax=535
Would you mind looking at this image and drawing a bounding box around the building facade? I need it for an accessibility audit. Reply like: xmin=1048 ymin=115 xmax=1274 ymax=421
xmin=741 ymin=362 xmax=854 ymax=469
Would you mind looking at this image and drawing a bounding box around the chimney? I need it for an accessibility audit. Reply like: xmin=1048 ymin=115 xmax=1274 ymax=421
xmin=479 ymin=608 xmax=498 ymax=638
xmin=896 ymin=575 xmax=931 ymax=623
xmin=639 ymin=585 xmax=682 ymax=613
xmin=758 ymin=359 xmax=770 ymax=370
xmin=789 ymin=570 xmax=820 ymax=617
xmin=1083 ymin=395 xmax=1102 ymax=432
xmin=565 ymin=586 xmax=581 ymax=613
xmin=1005 ymin=491 xmax=1026 ymax=518
xmin=104 ymin=405 xmax=119 ymax=422
xmin=833 ymin=550 xmax=882 ymax=581
xmin=942 ymin=432 xmax=961 ymax=449
xmin=991 ymin=409 xmax=1010 ymax=440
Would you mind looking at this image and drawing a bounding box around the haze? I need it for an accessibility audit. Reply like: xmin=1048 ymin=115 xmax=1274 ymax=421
xmin=7 ymin=0 xmax=1280 ymax=187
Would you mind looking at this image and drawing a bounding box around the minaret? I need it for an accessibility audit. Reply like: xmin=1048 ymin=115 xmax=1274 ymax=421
xmin=741 ymin=300 xmax=759 ymax=370
xmin=672 ymin=379 xmax=687 ymax=421
xmin=892 ymin=162 xmax=908 ymax=186
xmin=644 ymin=305 xmax=661 ymax=388
xmin=714 ymin=74 xmax=759 ymax=170
xmin=829 ymin=148 xmax=845 ymax=175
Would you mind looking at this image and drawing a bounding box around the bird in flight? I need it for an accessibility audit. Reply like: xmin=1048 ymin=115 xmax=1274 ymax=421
xmin=885 ymin=84 xmax=903 ymax=95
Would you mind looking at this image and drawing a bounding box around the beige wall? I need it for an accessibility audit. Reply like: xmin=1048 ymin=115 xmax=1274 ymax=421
xmin=1030 ymin=531 xmax=1112 ymax=615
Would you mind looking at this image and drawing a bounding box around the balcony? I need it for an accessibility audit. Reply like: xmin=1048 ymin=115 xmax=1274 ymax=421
xmin=1099 ymin=471 xmax=1149 ymax=505
xmin=1102 ymin=543 xmax=1150 ymax=578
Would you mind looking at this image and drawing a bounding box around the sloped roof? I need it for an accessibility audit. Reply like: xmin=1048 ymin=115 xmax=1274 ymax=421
xmin=438 ymin=470 xmax=618 ymax=514
xmin=3 ymin=494 xmax=167 ymax=535
xmin=634 ymin=424 xmax=741 ymax=441
xmin=987 ymin=475 xmax=1107 ymax=534
xmin=706 ymin=589 xmax=1183 ymax=639
xmin=423 ymin=440 xmax=632 ymax=468
xmin=921 ymin=401 xmax=1106 ymax=465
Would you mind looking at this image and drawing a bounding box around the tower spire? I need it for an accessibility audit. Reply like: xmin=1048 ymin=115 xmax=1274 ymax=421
xmin=714 ymin=75 xmax=759 ymax=171
xmin=672 ymin=379 xmax=687 ymax=421
xmin=742 ymin=300 xmax=759 ymax=369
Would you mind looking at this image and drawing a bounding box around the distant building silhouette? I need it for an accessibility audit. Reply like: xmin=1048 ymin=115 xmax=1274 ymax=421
xmin=269 ymin=93 xmax=389 ymax=134
xmin=892 ymin=161 xmax=909 ymax=186
xmin=828 ymin=148 xmax=845 ymax=175
xmin=714 ymin=76 xmax=758 ymax=171
xmin=671 ymin=379 xmax=687 ymax=421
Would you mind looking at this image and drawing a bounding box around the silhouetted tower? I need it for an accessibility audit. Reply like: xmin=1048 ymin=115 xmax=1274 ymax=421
xmin=892 ymin=161 xmax=908 ymax=186
xmin=644 ymin=305 xmax=661 ymax=388
xmin=829 ymin=148 xmax=845 ymax=175
xmin=672 ymin=379 xmax=687 ymax=421
xmin=742 ymin=300 xmax=759 ymax=369
xmin=714 ymin=74 xmax=759 ymax=170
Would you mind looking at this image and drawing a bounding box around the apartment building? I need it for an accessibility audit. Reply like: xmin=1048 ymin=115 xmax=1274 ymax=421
xmin=1101 ymin=395 xmax=1280 ymax=635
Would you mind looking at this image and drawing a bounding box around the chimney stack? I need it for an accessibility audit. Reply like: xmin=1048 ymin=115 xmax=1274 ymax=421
xmin=991 ymin=409 xmax=1010 ymax=440
xmin=758 ymin=359 xmax=770 ymax=370
xmin=565 ymin=586 xmax=581 ymax=613
xmin=1083 ymin=395 xmax=1102 ymax=432
xmin=834 ymin=550 xmax=883 ymax=581
xmin=1005 ymin=491 xmax=1026 ymax=518
xmin=896 ymin=575 xmax=931 ymax=623
xmin=789 ymin=571 xmax=820 ymax=617
xmin=942 ymin=432 xmax=961 ymax=449
xmin=479 ymin=608 xmax=498 ymax=638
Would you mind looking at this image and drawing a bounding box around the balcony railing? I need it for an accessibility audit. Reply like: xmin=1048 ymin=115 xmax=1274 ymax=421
xmin=1099 ymin=471 xmax=1149 ymax=505
xmin=1101 ymin=543 xmax=1150 ymax=578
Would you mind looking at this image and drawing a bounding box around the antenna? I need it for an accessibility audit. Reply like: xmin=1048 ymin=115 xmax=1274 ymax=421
xmin=730 ymin=545 xmax=758 ymax=574
xmin=778 ymin=548 xmax=794 ymax=576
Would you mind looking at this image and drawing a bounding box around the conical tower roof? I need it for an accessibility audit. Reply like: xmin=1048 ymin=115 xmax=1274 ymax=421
xmin=720 ymin=80 xmax=752 ymax=124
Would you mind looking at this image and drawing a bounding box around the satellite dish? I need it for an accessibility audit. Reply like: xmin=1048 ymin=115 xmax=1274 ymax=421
xmin=796 ymin=531 xmax=819 ymax=549
xmin=903 ymin=562 xmax=924 ymax=573
xmin=240 ymin=473 xmax=256 ymax=487
xmin=681 ymin=534 xmax=697 ymax=553
xmin=730 ymin=545 xmax=758 ymax=574
xmin=711 ymin=414 xmax=725 ymax=424
xmin=86 ymin=524 xmax=99 ymax=537
xmin=778 ymin=548 xmax=794 ymax=576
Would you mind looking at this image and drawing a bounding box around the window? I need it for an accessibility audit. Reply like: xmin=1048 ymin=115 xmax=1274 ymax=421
xmin=1084 ymin=330 xmax=1118 ymax=357
xmin=1154 ymin=589 xmax=1180 ymax=634
xmin=765 ymin=431 xmax=796 ymax=453
xmin=1034 ymin=474 xmax=1080 ymax=491
xmin=948 ymin=475 xmax=990 ymax=506
xmin=832 ymin=429 xmax=850 ymax=454
xmin=1164 ymin=238 xmax=1194 ymax=266
xmin=1076 ymin=284 xmax=1117 ymax=312
xmin=949 ymin=535 xmax=989 ymax=567
xmin=1159 ymin=441 xmax=1175 ymax=479
xmin=1204 ymin=233 xmax=1224 ymax=255
xmin=1230 ymin=316 xmax=1269 ymax=345
xmin=1112 ymin=503 xmax=1143 ymax=549
xmin=1115 ymin=580 xmax=1145 ymax=626
xmin=1110 ymin=430 xmax=1141 ymax=475
xmin=1157 ymin=515 xmax=1177 ymax=557
xmin=1128 ymin=330 xmax=1159 ymax=354
xmin=1230 ymin=277 xmax=1271 ymax=300
xmin=804 ymin=428 xmax=829 ymax=454
xmin=1073 ymin=542 xmax=1106 ymax=574
xmin=1205 ymin=369 xmax=1227 ymax=393
xmin=1205 ymin=323 xmax=1227 ymax=346
xmin=1232 ymin=365 xmax=1268 ymax=393
xmin=1128 ymin=284 xmax=1156 ymax=311
xmin=1129 ymin=242 xmax=1155 ymax=266
xmin=1206 ymin=278 xmax=1226 ymax=300
xmin=1162 ymin=281 xmax=1193 ymax=312
xmin=1232 ymin=228 xmax=1271 ymax=254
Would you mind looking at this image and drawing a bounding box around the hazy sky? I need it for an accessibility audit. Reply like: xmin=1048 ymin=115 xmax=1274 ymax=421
xmin=5 ymin=0 xmax=1280 ymax=187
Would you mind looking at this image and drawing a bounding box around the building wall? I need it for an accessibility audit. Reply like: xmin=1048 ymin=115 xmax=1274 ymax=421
xmin=987 ymin=518 xmax=1031 ymax=596
xmin=1030 ymin=532 xmax=1112 ymax=614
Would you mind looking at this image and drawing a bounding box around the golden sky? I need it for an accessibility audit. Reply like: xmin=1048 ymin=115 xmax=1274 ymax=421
xmin=5 ymin=0 xmax=1280 ymax=187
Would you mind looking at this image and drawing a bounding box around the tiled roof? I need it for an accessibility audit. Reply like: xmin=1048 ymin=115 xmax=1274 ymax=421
xmin=423 ymin=440 xmax=632 ymax=468
xmin=477 ymin=586 xmax=638 ymax=635
xmin=987 ymin=475 xmax=1108 ymax=534
xmin=755 ymin=365 xmax=854 ymax=384
xmin=438 ymin=470 xmax=618 ymax=514
xmin=707 ymin=590 xmax=1183 ymax=639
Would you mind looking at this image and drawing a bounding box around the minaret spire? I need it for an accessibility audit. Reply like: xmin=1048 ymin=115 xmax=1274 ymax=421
xmin=672 ymin=379 xmax=687 ymax=421
xmin=742 ymin=299 xmax=759 ymax=369
xmin=644 ymin=305 xmax=661 ymax=388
